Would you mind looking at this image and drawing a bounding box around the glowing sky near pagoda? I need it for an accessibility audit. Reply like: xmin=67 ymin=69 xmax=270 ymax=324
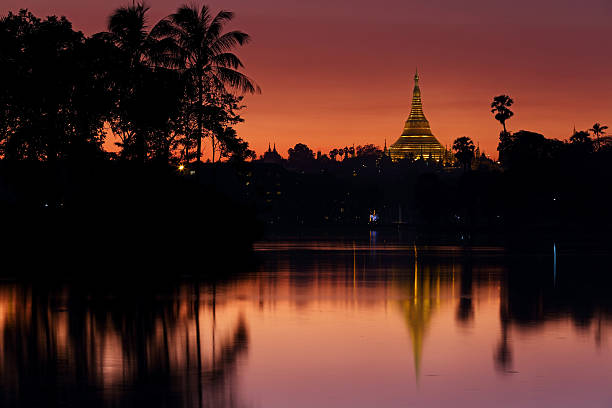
xmin=2 ymin=0 xmax=611 ymax=158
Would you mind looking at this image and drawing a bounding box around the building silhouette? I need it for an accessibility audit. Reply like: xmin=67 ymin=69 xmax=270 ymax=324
xmin=261 ymin=143 xmax=283 ymax=164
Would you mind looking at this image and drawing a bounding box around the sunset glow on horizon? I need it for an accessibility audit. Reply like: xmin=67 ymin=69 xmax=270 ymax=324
xmin=4 ymin=0 xmax=611 ymax=159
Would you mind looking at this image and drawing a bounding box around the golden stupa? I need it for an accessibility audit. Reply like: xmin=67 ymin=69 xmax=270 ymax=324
xmin=389 ymin=71 xmax=445 ymax=161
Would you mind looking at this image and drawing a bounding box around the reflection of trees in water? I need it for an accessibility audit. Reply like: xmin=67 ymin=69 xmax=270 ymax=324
xmin=494 ymin=250 xmax=612 ymax=373
xmin=456 ymin=255 xmax=474 ymax=324
xmin=0 ymin=281 xmax=249 ymax=408
xmin=495 ymin=281 xmax=513 ymax=373
xmin=264 ymin=243 xmax=612 ymax=379
xmin=394 ymin=245 xmax=612 ymax=375
xmin=5 ymin=245 xmax=608 ymax=405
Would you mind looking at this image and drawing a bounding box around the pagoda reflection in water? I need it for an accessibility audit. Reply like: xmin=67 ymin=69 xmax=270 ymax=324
xmin=389 ymin=71 xmax=449 ymax=162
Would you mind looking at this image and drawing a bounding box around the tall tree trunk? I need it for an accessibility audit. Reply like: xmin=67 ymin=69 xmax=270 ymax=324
xmin=197 ymin=75 xmax=203 ymax=164
xmin=212 ymin=133 xmax=215 ymax=163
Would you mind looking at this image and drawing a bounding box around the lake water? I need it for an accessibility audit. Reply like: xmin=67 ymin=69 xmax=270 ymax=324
xmin=1 ymin=235 xmax=611 ymax=407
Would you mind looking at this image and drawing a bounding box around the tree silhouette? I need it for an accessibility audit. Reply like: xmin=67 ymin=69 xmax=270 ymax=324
xmin=155 ymin=5 xmax=260 ymax=165
xmin=102 ymin=2 xmax=173 ymax=161
xmin=569 ymin=130 xmax=593 ymax=154
xmin=217 ymin=127 xmax=255 ymax=162
xmin=589 ymin=123 xmax=608 ymax=151
xmin=452 ymin=137 xmax=475 ymax=171
xmin=0 ymin=10 xmax=109 ymax=162
xmin=288 ymin=143 xmax=314 ymax=163
xmin=200 ymin=92 xmax=245 ymax=163
xmin=491 ymin=95 xmax=514 ymax=134
xmin=105 ymin=2 xmax=162 ymax=68
xmin=329 ymin=148 xmax=338 ymax=161
xmin=356 ymin=144 xmax=382 ymax=158
xmin=498 ymin=130 xmax=564 ymax=170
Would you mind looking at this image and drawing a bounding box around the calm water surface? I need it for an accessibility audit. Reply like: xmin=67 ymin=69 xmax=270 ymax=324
xmin=1 ymin=236 xmax=611 ymax=407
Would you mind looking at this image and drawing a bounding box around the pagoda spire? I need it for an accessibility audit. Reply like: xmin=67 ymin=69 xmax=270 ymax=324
xmin=406 ymin=69 xmax=427 ymax=124
xmin=389 ymin=70 xmax=444 ymax=162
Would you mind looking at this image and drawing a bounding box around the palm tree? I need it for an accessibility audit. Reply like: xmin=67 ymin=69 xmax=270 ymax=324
xmin=154 ymin=5 xmax=260 ymax=164
xmin=103 ymin=1 xmax=172 ymax=161
xmin=589 ymin=123 xmax=608 ymax=150
xmin=106 ymin=2 xmax=159 ymax=68
xmin=491 ymin=95 xmax=514 ymax=134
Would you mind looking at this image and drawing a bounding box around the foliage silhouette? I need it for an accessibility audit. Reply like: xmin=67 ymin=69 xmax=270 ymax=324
xmin=569 ymin=130 xmax=594 ymax=154
xmin=491 ymin=95 xmax=514 ymax=134
xmin=0 ymin=11 xmax=108 ymax=162
xmin=452 ymin=136 xmax=475 ymax=171
xmin=355 ymin=144 xmax=382 ymax=158
xmin=0 ymin=6 xmax=258 ymax=166
xmin=589 ymin=122 xmax=608 ymax=150
xmin=101 ymin=2 xmax=178 ymax=162
xmin=154 ymin=4 xmax=260 ymax=164
xmin=288 ymin=143 xmax=315 ymax=164
xmin=329 ymin=148 xmax=339 ymax=161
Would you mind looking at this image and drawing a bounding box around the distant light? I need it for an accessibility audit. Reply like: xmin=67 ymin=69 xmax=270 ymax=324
xmin=178 ymin=164 xmax=185 ymax=171
xmin=369 ymin=211 xmax=379 ymax=222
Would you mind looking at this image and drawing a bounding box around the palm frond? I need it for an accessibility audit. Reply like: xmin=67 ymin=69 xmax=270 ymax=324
xmin=171 ymin=6 xmax=201 ymax=39
xmin=211 ymin=52 xmax=244 ymax=69
xmin=206 ymin=10 xmax=234 ymax=41
xmin=108 ymin=3 xmax=149 ymax=34
xmin=147 ymin=37 xmax=182 ymax=68
xmin=149 ymin=18 xmax=180 ymax=39
xmin=210 ymin=31 xmax=250 ymax=54
xmin=213 ymin=67 xmax=260 ymax=94
xmin=198 ymin=5 xmax=212 ymax=30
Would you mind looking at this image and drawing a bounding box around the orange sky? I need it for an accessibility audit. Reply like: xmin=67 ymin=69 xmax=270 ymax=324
xmin=3 ymin=0 xmax=612 ymax=159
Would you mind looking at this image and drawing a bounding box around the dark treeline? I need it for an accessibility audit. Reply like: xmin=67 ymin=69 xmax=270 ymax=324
xmin=0 ymin=5 xmax=258 ymax=163
xmin=0 ymin=4 xmax=262 ymax=272
xmin=1 ymin=3 xmax=611 ymax=262
xmin=213 ymin=95 xmax=611 ymax=233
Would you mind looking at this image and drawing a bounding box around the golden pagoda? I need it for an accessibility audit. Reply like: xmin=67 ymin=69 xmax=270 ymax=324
xmin=389 ymin=71 xmax=445 ymax=162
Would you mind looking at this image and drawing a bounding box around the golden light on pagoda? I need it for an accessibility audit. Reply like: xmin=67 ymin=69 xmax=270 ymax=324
xmin=389 ymin=70 xmax=446 ymax=162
